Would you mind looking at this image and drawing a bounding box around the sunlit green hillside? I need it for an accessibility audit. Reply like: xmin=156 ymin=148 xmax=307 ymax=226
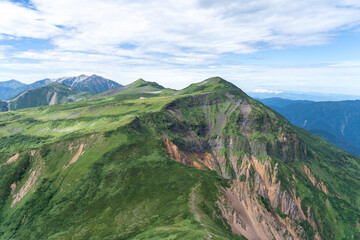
xmin=0 ymin=77 xmax=358 ymax=240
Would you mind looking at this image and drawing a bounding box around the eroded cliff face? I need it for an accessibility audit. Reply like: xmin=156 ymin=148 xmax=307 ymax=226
xmin=219 ymin=181 xmax=300 ymax=240
xmin=160 ymin=94 xmax=322 ymax=239
xmin=164 ymin=137 xmax=204 ymax=170
xmin=165 ymin=136 xmax=309 ymax=240
xmin=304 ymin=165 xmax=328 ymax=195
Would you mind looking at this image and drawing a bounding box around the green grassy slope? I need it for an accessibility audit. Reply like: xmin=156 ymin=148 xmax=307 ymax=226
xmin=0 ymin=77 xmax=358 ymax=239
xmin=0 ymin=128 xmax=241 ymax=239
xmin=95 ymin=78 xmax=175 ymax=99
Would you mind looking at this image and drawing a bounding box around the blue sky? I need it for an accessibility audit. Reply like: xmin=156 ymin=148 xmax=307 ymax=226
xmin=0 ymin=0 xmax=360 ymax=94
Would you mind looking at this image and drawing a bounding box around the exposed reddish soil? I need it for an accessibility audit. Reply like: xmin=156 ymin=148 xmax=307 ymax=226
xmin=63 ymin=143 xmax=85 ymax=170
xmin=11 ymin=167 xmax=42 ymax=208
xmin=6 ymin=153 xmax=20 ymax=164
xmin=164 ymin=138 xmax=204 ymax=170
xmin=304 ymin=165 xmax=328 ymax=195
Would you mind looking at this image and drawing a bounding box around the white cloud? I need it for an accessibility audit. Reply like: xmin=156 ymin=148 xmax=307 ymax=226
xmin=1 ymin=0 xmax=360 ymax=56
xmin=1 ymin=58 xmax=360 ymax=95
xmin=251 ymin=89 xmax=283 ymax=94
xmin=0 ymin=1 xmax=60 ymax=39
xmin=0 ymin=0 xmax=360 ymax=94
xmin=328 ymin=61 xmax=360 ymax=67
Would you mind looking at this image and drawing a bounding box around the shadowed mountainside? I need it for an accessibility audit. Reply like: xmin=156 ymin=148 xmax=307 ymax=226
xmin=1 ymin=83 xmax=94 ymax=111
xmin=260 ymin=97 xmax=360 ymax=157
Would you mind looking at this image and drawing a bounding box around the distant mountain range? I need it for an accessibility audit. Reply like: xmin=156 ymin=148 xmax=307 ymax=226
xmin=0 ymin=77 xmax=170 ymax=112
xmin=0 ymin=74 xmax=121 ymax=100
xmin=0 ymin=83 xmax=94 ymax=111
xmin=249 ymin=90 xmax=360 ymax=101
xmin=0 ymin=77 xmax=171 ymax=112
xmin=52 ymin=74 xmax=121 ymax=93
xmin=1 ymin=74 xmax=360 ymax=160
xmin=0 ymin=80 xmax=29 ymax=100
xmin=259 ymin=97 xmax=360 ymax=157
xmin=0 ymin=79 xmax=27 ymax=89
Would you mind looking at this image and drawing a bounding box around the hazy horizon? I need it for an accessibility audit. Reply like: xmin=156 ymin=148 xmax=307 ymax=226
xmin=2 ymin=74 xmax=360 ymax=101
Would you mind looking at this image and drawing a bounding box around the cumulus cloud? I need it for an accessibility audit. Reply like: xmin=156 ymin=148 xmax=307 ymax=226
xmin=0 ymin=1 xmax=60 ymax=39
xmin=0 ymin=0 xmax=360 ymax=93
xmin=1 ymin=0 xmax=360 ymax=55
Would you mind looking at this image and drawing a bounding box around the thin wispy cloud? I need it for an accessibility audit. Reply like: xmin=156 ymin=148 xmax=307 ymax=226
xmin=252 ymin=89 xmax=283 ymax=94
xmin=0 ymin=0 xmax=360 ymax=93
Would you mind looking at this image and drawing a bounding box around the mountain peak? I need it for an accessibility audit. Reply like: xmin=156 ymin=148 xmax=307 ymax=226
xmin=89 ymin=74 xmax=102 ymax=77
xmin=202 ymin=76 xmax=225 ymax=82
xmin=87 ymin=74 xmax=105 ymax=79
xmin=7 ymin=79 xmax=22 ymax=83
xmin=200 ymin=76 xmax=238 ymax=87
xmin=54 ymin=74 xmax=121 ymax=93
xmin=0 ymin=79 xmax=26 ymax=89
xmin=181 ymin=76 xmax=247 ymax=97
xmin=132 ymin=78 xmax=146 ymax=84
xmin=129 ymin=78 xmax=164 ymax=90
